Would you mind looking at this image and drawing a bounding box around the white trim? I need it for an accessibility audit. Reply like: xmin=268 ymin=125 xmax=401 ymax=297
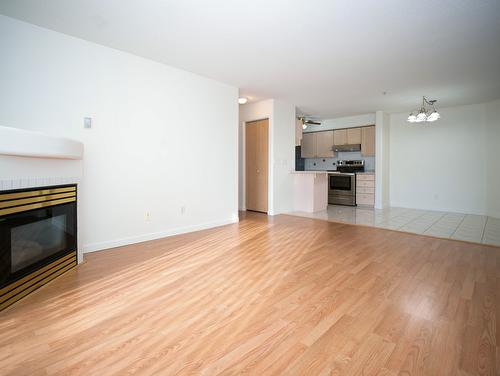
xmin=82 ymin=216 xmax=240 ymax=254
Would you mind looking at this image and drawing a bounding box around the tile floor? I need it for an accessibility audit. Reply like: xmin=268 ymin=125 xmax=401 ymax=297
xmin=289 ymin=205 xmax=500 ymax=247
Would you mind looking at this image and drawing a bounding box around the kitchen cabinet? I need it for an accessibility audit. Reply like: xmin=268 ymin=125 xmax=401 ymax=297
xmin=301 ymin=131 xmax=334 ymax=158
xmin=295 ymin=119 xmax=303 ymax=146
xmin=302 ymin=126 xmax=374 ymax=157
xmin=315 ymin=131 xmax=334 ymax=157
xmin=347 ymin=128 xmax=362 ymax=144
xmin=361 ymin=126 xmax=376 ymax=156
xmin=356 ymin=173 xmax=375 ymax=206
xmin=333 ymin=129 xmax=347 ymax=145
xmin=300 ymin=133 xmax=316 ymax=158
xmin=334 ymin=128 xmax=361 ymax=145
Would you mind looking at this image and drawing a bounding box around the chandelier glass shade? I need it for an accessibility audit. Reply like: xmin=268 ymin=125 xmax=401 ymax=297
xmin=407 ymin=96 xmax=440 ymax=123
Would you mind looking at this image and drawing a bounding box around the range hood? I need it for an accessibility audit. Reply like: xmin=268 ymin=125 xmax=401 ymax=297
xmin=333 ymin=144 xmax=361 ymax=152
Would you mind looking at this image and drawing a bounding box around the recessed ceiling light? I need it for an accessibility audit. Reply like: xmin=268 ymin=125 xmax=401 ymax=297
xmin=238 ymin=97 xmax=248 ymax=104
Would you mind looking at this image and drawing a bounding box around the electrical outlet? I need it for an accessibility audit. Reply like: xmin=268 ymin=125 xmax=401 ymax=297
xmin=144 ymin=212 xmax=151 ymax=221
xmin=180 ymin=206 xmax=186 ymax=215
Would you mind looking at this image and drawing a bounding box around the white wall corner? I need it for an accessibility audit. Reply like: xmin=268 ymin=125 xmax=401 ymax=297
xmin=375 ymin=110 xmax=390 ymax=209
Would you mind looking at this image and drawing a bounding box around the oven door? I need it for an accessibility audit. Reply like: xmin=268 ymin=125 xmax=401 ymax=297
xmin=328 ymin=173 xmax=356 ymax=206
xmin=329 ymin=174 xmax=354 ymax=192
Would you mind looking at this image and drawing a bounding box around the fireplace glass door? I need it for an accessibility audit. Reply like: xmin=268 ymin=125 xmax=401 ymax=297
xmin=0 ymin=186 xmax=77 ymax=289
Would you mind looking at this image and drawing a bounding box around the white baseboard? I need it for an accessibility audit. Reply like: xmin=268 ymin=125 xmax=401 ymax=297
xmin=82 ymin=216 xmax=239 ymax=254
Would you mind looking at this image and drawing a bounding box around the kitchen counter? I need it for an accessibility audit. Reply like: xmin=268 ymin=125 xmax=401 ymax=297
xmin=291 ymin=170 xmax=329 ymax=174
xmin=355 ymin=171 xmax=375 ymax=175
xmin=291 ymin=171 xmax=328 ymax=213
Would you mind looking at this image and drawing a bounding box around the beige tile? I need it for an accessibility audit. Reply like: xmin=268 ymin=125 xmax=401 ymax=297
xmin=289 ymin=206 xmax=496 ymax=246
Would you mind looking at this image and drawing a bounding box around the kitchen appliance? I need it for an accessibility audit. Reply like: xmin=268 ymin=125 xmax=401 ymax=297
xmin=336 ymin=159 xmax=364 ymax=173
xmin=333 ymin=144 xmax=361 ymax=152
xmin=328 ymin=160 xmax=365 ymax=206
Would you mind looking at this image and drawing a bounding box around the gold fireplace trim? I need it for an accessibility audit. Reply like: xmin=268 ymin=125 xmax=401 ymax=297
xmin=0 ymin=251 xmax=77 ymax=311
xmin=0 ymin=187 xmax=76 ymax=217
xmin=0 ymin=186 xmax=76 ymax=202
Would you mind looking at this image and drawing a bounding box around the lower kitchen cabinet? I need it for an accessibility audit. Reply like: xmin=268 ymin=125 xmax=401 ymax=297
xmin=356 ymin=173 xmax=375 ymax=206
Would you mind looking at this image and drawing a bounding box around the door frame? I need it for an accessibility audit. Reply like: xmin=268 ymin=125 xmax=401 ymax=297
xmin=242 ymin=118 xmax=271 ymax=215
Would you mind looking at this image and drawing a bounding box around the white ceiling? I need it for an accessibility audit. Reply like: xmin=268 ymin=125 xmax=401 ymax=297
xmin=1 ymin=0 xmax=500 ymax=118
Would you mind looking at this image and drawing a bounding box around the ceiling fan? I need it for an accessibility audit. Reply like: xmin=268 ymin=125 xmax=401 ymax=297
xmin=297 ymin=116 xmax=321 ymax=129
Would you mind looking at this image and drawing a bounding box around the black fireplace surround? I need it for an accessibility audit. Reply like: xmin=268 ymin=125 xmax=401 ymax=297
xmin=0 ymin=184 xmax=77 ymax=293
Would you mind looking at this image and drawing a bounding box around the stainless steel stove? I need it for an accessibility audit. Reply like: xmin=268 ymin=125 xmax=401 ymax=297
xmin=328 ymin=160 xmax=365 ymax=206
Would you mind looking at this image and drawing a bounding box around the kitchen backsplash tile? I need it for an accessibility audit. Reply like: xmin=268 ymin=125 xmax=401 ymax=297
xmin=304 ymin=152 xmax=375 ymax=171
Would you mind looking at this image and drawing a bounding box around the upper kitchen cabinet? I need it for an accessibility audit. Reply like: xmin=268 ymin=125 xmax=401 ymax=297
xmin=301 ymin=131 xmax=335 ymax=158
xmin=295 ymin=119 xmax=303 ymax=146
xmin=361 ymin=125 xmax=376 ymax=156
xmin=316 ymin=131 xmax=335 ymax=157
xmin=301 ymin=133 xmax=317 ymax=158
xmin=347 ymin=128 xmax=362 ymax=144
xmin=334 ymin=128 xmax=361 ymax=145
xmin=333 ymin=129 xmax=347 ymax=145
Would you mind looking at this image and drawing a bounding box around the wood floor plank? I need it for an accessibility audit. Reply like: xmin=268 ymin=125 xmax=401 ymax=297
xmin=0 ymin=211 xmax=498 ymax=375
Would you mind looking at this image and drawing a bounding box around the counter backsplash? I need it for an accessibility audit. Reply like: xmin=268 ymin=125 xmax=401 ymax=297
xmin=304 ymin=152 xmax=375 ymax=171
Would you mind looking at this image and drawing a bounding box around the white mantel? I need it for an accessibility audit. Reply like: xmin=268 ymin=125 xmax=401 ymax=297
xmin=0 ymin=126 xmax=83 ymax=159
xmin=0 ymin=125 xmax=84 ymax=263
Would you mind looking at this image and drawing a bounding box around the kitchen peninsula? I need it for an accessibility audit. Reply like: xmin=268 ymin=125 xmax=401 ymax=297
xmin=291 ymin=171 xmax=328 ymax=212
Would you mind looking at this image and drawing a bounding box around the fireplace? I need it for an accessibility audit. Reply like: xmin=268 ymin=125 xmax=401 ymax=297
xmin=0 ymin=184 xmax=77 ymax=311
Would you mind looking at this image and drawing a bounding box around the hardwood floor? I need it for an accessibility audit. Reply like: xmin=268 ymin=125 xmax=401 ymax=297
xmin=0 ymin=212 xmax=499 ymax=375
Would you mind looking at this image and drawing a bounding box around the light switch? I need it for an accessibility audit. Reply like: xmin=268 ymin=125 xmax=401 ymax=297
xmin=84 ymin=117 xmax=92 ymax=129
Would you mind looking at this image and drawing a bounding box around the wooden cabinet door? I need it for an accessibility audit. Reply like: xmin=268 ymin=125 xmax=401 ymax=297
xmin=347 ymin=128 xmax=362 ymax=144
xmin=301 ymin=133 xmax=317 ymax=158
xmin=333 ymin=129 xmax=347 ymax=145
xmin=295 ymin=119 xmax=303 ymax=146
xmin=361 ymin=126 xmax=376 ymax=156
xmin=246 ymin=119 xmax=269 ymax=213
xmin=315 ymin=131 xmax=334 ymax=157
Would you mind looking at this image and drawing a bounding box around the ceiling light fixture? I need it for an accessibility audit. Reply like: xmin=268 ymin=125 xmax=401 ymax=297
xmin=407 ymin=96 xmax=440 ymax=123
xmin=298 ymin=116 xmax=322 ymax=130
xmin=238 ymin=97 xmax=248 ymax=104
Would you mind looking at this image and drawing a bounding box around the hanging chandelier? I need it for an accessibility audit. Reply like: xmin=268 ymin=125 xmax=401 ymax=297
xmin=407 ymin=96 xmax=441 ymax=123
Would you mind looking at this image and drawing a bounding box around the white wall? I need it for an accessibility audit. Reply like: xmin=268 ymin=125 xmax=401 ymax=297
xmin=389 ymin=101 xmax=500 ymax=216
xmin=238 ymin=99 xmax=295 ymax=215
xmin=485 ymin=99 xmax=500 ymax=218
xmin=0 ymin=16 xmax=239 ymax=252
xmin=272 ymin=100 xmax=296 ymax=214
xmin=375 ymin=111 xmax=390 ymax=208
